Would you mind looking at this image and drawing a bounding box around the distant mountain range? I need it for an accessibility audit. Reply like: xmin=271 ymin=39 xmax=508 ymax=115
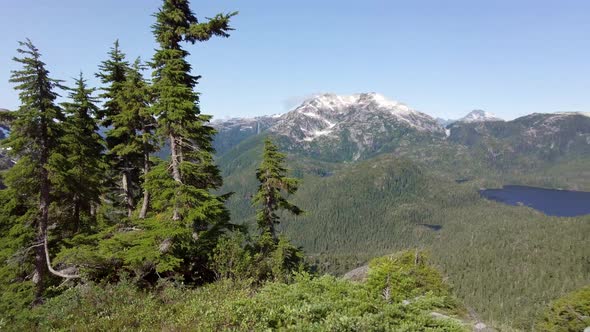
xmin=212 ymin=93 xmax=590 ymax=164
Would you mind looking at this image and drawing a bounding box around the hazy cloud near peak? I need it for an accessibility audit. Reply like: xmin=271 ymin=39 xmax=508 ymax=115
xmin=282 ymin=93 xmax=323 ymax=111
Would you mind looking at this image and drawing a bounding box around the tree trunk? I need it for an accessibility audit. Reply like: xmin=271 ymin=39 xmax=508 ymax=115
xmin=73 ymin=194 xmax=80 ymax=233
xmin=122 ymin=170 xmax=134 ymax=218
xmin=139 ymin=137 xmax=150 ymax=219
xmin=34 ymin=174 xmax=49 ymax=304
xmin=170 ymin=133 xmax=182 ymax=221
xmin=34 ymin=124 xmax=50 ymax=305
xmin=265 ymin=189 xmax=277 ymax=242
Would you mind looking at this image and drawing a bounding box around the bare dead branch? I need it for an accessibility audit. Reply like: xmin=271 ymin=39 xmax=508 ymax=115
xmin=44 ymin=235 xmax=80 ymax=280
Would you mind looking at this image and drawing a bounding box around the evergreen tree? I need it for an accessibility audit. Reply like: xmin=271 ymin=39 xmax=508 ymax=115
xmin=1 ymin=39 xmax=68 ymax=303
xmin=253 ymin=138 xmax=303 ymax=243
xmin=96 ymin=41 xmax=139 ymax=218
xmin=114 ymin=58 xmax=157 ymax=219
xmin=149 ymin=0 xmax=236 ymax=221
xmin=54 ymin=73 xmax=105 ymax=233
xmin=116 ymin=0 xmax=238 ymax=282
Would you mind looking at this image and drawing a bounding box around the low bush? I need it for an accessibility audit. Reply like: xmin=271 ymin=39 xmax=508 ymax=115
xmin=8 ymin=251 xmax=468 ymax=331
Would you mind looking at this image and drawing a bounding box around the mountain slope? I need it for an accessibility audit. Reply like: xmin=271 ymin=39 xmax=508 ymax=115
xmin=211 ymin=115 xmax=280 ymax=155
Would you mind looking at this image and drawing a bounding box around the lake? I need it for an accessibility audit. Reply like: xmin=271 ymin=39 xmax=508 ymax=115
xmin=479 ymin=185 xmax=590 ymax=217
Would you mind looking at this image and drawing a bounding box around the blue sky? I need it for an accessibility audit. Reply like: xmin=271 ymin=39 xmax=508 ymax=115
xmin=1 ymin=0 xmax=589 ymax=120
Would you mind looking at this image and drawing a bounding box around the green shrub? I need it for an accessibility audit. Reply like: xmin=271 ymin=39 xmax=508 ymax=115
xmin=536 ymin=285 xmax=590 ymax=332
xmin=210 ymin=231 xmax=306 ymax=284
xmin=366 ymin=250 xmax=450 ymax=302
xmin=209 ymin=231 xmax=254 ymax=281
xmin=10 ymin=252 xmax=469 ymax=331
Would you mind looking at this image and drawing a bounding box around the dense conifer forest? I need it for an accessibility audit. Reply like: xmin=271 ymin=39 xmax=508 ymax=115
xmin=0 ymin=1 xmax=588 ymax=331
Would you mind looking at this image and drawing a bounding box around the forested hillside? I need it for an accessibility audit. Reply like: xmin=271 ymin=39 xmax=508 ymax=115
xmin=215 ymin=108 xmax=590 ymax=328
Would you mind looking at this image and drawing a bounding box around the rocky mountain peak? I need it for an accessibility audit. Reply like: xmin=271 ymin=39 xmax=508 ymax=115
xmin=459 ymin=110 xmax=503 ymax=123
xmin=274 ymin=93 xmax=443 ymax=144
xmin=297 ymin=92 xmax=410 ymax=114
xmin=261 ymin=93 xmax=447 ymax=161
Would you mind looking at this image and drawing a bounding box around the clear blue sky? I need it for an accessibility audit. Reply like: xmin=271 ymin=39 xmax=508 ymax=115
xmin=1 ymin=0 xmax=589 ymax=120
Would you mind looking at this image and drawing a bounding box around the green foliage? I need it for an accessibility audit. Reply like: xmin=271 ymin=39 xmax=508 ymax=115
xmin=96 ymin=40 xmax=128 ymax=127
xmin=11 ymin=252 xmax=467 ymax=331
xmin=96 ymin=41 xmax=150 ymax=217
xmin=209 ymin=231 xmax=306 ymax=284
xmin=536 ymin=285 xmax=590 ymax=332
xmin=52 ymin=73 xmax=105 ymax=233
xmin=366 ymin=251 xmax=451 ymax=303
xmin=0 ymin=188 xmax=35 ymax=322
xmin=252 ymin=233 xmax=306 ymax=283
xmin=55 ymin=210 xmax=238 ymax=284
xmin=209 ymin=231 xmax=254 ymax=281
xmin=267 ymin=236 xmax=306 ymax=283
xmin=254 ymin=137 xmax=303 ymax=242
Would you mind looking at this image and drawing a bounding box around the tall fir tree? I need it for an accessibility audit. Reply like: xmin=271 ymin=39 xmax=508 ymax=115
xmin=96 ymin=40 xmax=139 ymax=218
xmin=1 ymin=39 xmax=67 ymax=303
xmin=53 ymin=73 xmax=105 ymax=233
xmin=253 ymin=138 xmax=303 ymax=243
xmin=123 ymin=0 xmax=238 ymax=282
xmin=149 ymin=0 xmax=236 ymax=221
xmin=114 ymin=58 xmax=157 ymax=219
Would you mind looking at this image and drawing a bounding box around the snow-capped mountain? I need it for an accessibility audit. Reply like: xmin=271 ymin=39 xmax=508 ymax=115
xmin=458 ymin=110 xmax=503 ymax=123
xmin=263 ymin=93 xmax=445 ymax=161
xmin=271 ymin=93 xmax=443 ymax=141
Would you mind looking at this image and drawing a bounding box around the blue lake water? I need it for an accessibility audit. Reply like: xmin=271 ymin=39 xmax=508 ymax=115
xmin=479 ymin=185 xmax=590 ymax=217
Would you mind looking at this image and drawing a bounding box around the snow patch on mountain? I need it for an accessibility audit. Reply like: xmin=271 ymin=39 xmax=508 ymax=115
xmin=459 ymin=110 xmax=503 ymax=123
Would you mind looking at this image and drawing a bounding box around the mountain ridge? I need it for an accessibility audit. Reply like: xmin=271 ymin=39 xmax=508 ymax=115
xmin=212 ymin=93 xmax=590 ymax=165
